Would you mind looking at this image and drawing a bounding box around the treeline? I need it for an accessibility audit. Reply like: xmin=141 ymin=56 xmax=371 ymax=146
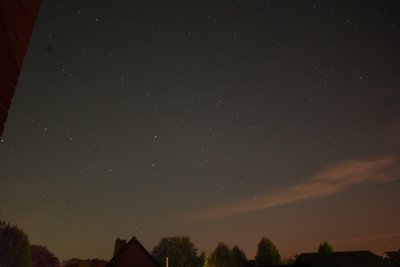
xmin=150 ymin=236 xmax=335 ymax=267
xmin=1 ymin=221 xmax=335 ymax=267
xmin=151 ymin=236 xmax=283 ymax=267
xmin=0 ymin=221 xmax=105 ymax=267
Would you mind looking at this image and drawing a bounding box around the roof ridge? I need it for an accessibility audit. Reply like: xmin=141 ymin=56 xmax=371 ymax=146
xmin=105 ymin=236 xmax=160 ymax=267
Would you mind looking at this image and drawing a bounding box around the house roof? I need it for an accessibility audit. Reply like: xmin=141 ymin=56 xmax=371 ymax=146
xmin=293 ymin=251 xmax=388 ymax=267
xmin=384 ymin=251 xmax=400 ymax=263
xmin=0 ymin=0 xmax=42 ymax=136
xmin=105 ymin=237 xmax=160 ymax=267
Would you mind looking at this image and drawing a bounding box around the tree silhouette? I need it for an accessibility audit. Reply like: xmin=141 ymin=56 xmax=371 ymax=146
xmin=152 ymin=236 xmax=204 ymax=267
xmin=31 ymin=245 xmax=60 ymax=267
xmin=318 ymin=241 xmax=334 ymax=253
xmin=0 ymin=221 xmax=31 ymax=267
xmin=207 ymin=243 xmax=248 ymax=267
xmin=60 ymin=258 xmax=81 ymax=267
xmin=232 ymin=245 xmax=248 ymax=267
xmin=254 ymin=237 xmax=281 ymax=266
xmin=208 ymin=242 xmax=234 ymax=267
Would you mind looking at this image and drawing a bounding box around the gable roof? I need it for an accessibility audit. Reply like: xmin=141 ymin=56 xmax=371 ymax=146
xmin=293 ymin=251 xmax=388 ymax=267
xmin=105 ymin=237 xmax=160 ymax=267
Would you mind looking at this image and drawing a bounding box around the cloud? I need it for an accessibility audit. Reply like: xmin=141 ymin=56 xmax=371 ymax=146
xmin=187 ymin=155 xmax=399 ymax=220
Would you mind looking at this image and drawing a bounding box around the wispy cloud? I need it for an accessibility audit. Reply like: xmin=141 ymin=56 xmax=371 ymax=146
xmin=187 ymin=156 xmax=399 ymax=220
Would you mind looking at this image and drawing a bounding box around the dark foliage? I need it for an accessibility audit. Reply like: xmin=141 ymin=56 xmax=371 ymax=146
xmin=232 ymin=245 xmax=248 ymax=267
xmin=254 ymin=237 xmax=281 ymax=266
xmin=318 ymin=241 xmax=334 ymax=253
xmin=60 ymin=258 xmax=107 ymax=267
xmin=61 ymin=258 xmax=81 ymax=267
xmin=152 ymin=236 xmax=204 ymax=267
xmin=208 ymin=243 xmax=248 ymax=267
xmin=31 ymin=245 xmax=60 ymax=267
xmin=208 ymin=242 xmax=234 ymax=267
xmin=0 ymin=221 xmax=31 ymax=267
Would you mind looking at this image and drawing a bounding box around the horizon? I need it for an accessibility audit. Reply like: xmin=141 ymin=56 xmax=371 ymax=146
xmin=4 ymin=223 xmax=400 ymax=262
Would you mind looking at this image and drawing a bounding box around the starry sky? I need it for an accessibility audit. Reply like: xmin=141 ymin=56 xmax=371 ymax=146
xmin=1 ymin=0 xmax=400 ymax=262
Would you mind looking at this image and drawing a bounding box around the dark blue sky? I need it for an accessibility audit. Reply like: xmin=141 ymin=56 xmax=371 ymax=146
xmin=1 ymin=0 xmax=400 ymax=261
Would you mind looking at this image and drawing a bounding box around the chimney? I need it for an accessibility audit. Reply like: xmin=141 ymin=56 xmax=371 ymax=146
xmin=113 ymin=238 xmax=126 ymax=255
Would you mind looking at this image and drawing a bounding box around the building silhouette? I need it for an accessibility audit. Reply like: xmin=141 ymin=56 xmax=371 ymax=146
xmin=293 ymin=250 xmax=394 ymax=267
xmin=105 ymin=237 xmax=160 ymax=267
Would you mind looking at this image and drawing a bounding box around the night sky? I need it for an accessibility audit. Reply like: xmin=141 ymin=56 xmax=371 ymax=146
xmin=1 ymin=0 xmax=400 ymax=262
